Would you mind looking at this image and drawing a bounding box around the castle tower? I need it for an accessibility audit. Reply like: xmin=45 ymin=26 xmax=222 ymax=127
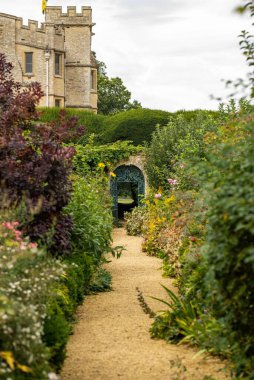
xmin=0 ymin=6 xmax=97 ymax=112
xmin=45 ymin=6 xmax=97 ymax=111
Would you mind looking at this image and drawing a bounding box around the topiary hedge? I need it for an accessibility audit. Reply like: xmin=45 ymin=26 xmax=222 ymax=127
xmin=38 ymin=107 xmax=219 ymax=147
xmin=38 ymin=107 xmax=105 ymax=142
xmin=100 ymin=108 xmax=171 ymax=145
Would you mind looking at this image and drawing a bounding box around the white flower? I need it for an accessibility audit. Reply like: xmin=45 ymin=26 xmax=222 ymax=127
xmin=48 ymin=372 xmax=59 ymax=380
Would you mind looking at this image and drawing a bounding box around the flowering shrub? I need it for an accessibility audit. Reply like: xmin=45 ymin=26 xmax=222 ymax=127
xmin=0 ymin=215 xmax=66 ymax=379
xmin=0 ymin=202 xmax=113 ymax=378
xmin=125 ymin=206 xmax=147 ymax=236
xmin=141 ymin=192 xmax=175 ymax=257
xmin=0 ymin=54 xmax=114 ymax=379
xmin=145 ymin=113 xmax=218 ymax=189
xmin=1 ymin=220 xmax=37 ymax=251
xmin=0 ymin=53 xmax=83 ymax=256
xmin=146 ymin=108 xmax=254 ymax=377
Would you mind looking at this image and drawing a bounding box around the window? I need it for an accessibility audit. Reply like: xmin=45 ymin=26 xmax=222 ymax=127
xmin=25 ymin=52 xmax=33 ymax=74
xmin=91 ymin=69 xmax=97 ymax=90
xmin=55 ymin=99 xmax=61 ymax=107
xmin=55 ymin=53 xmax=62 ymax=76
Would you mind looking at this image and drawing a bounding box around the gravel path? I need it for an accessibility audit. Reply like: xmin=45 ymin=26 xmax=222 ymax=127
xmin=61 ymin=228 xmax=228 ymax=380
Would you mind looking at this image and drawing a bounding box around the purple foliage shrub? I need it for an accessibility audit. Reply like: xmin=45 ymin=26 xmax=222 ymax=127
xmin=0 ymin=53 xmax=83 ymax=255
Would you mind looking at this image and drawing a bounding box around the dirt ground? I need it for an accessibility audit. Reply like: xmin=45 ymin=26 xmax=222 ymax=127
xmin=61 ymin=228 xmax=229 ymax=380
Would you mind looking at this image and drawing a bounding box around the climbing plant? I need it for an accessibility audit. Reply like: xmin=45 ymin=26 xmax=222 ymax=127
xmin=71 ymin=139 xmax=143 ymax=176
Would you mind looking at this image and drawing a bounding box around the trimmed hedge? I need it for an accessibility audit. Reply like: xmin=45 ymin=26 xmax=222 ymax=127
xmin=38 ymin=107 xmax=219 ymax=147
xmin=37 ymin=107 xmax=105 ymax=141
xmin=100 ymin=108 xmax=171 ymax=145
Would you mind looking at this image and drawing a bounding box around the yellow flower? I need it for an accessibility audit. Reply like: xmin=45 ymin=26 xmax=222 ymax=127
xmin=98 ymin=162 xmax=105 ymax=168
xmin=110 ymin=172 xmax=116 ymax=177
xmin=164 ymin=195 xmax=175 ymax=205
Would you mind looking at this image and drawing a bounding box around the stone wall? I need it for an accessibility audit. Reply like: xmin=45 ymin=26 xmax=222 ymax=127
xmin=0 ymin=6 xmax=97 ymax=111
xmin=113 ymin=154 xmax=148 ymax=195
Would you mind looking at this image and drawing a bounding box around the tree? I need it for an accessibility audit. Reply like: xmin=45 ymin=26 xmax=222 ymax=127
xmin=97 ymin=60 xmax=142 ymax=115
xmin=222 ymin=1 xmax=254 ymax=99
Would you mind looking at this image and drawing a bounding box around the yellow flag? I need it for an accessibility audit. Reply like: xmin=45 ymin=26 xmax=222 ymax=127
xmin=42 ymin=0 xmax=47 ymax=14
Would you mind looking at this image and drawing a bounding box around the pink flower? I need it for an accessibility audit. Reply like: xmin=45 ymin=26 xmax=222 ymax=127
xmin=2 ymin=221 xmax=20 ymax=230
xmin=154 ymin=193 xmax=162 ymax=199
xmin=29 ymin=242 xmax=38 ymax=249
xmin=2 ymin=222 xmax=13 ymax=230
xmin=167 ymin=178 xmax=178 ymax=186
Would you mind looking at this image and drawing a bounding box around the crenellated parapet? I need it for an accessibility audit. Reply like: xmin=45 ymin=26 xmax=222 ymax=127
xmin=0 ymin=13 xmax=46 ymax=33
xmin=45 ymin=6 xmax=93 ymax=26
xmin=15 ymin=18 xmax=46 ymax=33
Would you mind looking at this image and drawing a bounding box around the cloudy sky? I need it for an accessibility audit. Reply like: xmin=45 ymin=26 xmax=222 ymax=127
xmin=0 ymin=0 xmax=252 ymax=111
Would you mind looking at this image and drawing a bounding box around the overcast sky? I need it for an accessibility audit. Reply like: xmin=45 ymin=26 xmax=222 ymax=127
xmin=0 ymin=0 xmax=252 ymax=111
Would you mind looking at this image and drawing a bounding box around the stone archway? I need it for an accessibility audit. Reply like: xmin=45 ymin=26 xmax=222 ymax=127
xmin=110 ymin=163 xmax=145 ymax=220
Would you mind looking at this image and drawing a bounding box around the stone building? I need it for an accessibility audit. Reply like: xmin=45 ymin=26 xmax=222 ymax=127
xmin=0 ymin=6 xmax=97 ymax=112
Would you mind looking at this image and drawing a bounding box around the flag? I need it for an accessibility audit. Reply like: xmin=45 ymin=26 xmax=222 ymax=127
xmin=42 ymin=0 xmax=47 ymax=14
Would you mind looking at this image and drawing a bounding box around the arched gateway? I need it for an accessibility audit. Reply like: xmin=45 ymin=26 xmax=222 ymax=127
xmin=110 ymin=164 xmax=145 ymax=219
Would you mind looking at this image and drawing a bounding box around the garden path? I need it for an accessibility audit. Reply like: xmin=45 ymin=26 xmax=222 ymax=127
xmin=61 ymin=228 xmax=228 ymax=380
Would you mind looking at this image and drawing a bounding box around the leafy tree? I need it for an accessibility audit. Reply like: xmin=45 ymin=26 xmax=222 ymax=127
xmin=97 ymin=60 xmax=141 ymax=115
xmin=220 ymin=1 xmax=254 ymax=99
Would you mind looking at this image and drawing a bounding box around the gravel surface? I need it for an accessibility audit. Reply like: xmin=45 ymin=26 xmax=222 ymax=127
xmin=61 ymin=228 xmax=228 ymax=380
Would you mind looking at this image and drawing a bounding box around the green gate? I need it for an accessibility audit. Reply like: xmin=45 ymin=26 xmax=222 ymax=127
xmin=110 ymin=165 xmax=145 ymax=219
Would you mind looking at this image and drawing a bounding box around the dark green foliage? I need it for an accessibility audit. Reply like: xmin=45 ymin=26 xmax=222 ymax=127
xmin=72 ymin=140 xmax=142 ymax=176
xmin=97 ymin=60 xmax=141 ymax=115
xmin=43 ymin=300 xmax=70 ymax=371
xmin=101 ymin=108 xmax=171 ymax=145
xmin=149 ymin=110 xmax=254 ymax=377
xmin=150 ymin=285 xmax=200 ymax=342
xmin=87 ymin=267 xmax=112 ymax=294
xmin=64 ymin=253 xmax=94 ymax=303
xmin=145 ymin=112 xmax=218 ymax=189
xmin=38 ymin=107 xmax=105 ymax=142
xmin=201 ymin=121 xmax=254 ymax=375
xmin=65 ymin=175 xmax=113 ymax=263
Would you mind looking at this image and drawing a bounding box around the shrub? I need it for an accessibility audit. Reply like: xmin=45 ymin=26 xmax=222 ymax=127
xmin=72 ymin=139 xmax=142 ymax=176
xmin=150 ymin=285 xmax=201 ymax=343
xmin=0 ymin=204 xmax=112 ymax=378
xmin=124 ymin=206 xmax=147 ymax=236
xmin=0 ymin=54 xmax=115 ymax=379
xmin=100 ymin=108 xmax=171 ymax=145
xmin=0 ymin=54 xmax=83 ymax=256
xmin=200 ymin=119 xmax=254 ymax=376
xmin=145 ymin=112 xmax=218 ymax=189
xmin=43 ymin=298 xmax=70 ymax=372
xmin=87 ymin=267 xmax=112 ymax=294
xmin=146 ymin=109 xmax=254 ymax=377
xmin=38 ymin=107 xmax=105 ymax=143
xmin=65 ymin=173 xmax=113 ymax=264
xmin=0 ymin=216 xmax=67 ymax=379
xmin=141 ymin=191 xmax=176 ymax=257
